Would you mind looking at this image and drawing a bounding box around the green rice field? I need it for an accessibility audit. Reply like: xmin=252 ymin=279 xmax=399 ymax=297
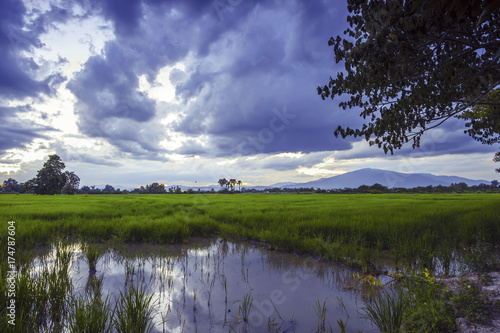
xmin=1 ymin=193 xmax=499 ymax=273
xmin=2 ymin=193 xmax=500 ymax=332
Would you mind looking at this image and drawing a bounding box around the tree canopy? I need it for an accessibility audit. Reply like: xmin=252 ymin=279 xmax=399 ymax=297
xmin=28 ymin=154 xmax=80 ymax=195
xmin=461 ymin=89 xmax=500 ymax=172
xmin=318 ymin=0 xmax=500 ymax=169
xmin=218 ymin=178 xmax=243 ymax=191
xmin=2 ymin=178 xmax=23 ymax=193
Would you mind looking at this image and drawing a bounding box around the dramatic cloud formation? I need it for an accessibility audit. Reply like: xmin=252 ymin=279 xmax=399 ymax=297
xmin=0 ymin=0 xmax=497 ymax=187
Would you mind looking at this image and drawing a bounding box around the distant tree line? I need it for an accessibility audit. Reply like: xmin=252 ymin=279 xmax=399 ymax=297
xmin=78 ymin=185 xmax=127 ymax=194
xmin=258 ymin=181 xmax=500 ymax=194
xmin=2 ymin=178 xmax=499 ymax=195
xmin=2 ymin=155 xmax=498 ymax=195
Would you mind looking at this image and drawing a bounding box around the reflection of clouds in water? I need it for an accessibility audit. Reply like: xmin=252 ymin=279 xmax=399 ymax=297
xmin=33 ymin=239 xmax=375 ymax=332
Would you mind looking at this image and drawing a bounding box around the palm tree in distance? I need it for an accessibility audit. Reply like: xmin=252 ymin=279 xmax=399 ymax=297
xmin=229 ymin=179 xmax=237 ymax=191
xmin=218 ymin=178 xmax=227 ymax=189
xmin=237 ymin=180 xmax=242 ymax=191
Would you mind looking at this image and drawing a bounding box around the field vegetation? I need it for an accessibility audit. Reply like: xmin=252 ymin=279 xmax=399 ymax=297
xmin=1 ymin=193 xmax=499 ymax=273
xmin=1 ymin=193 xmax=499 ymax=332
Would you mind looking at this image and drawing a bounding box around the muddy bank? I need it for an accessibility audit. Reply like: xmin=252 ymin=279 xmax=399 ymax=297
xmin=439 ymin=271 xmax=500 ymax=332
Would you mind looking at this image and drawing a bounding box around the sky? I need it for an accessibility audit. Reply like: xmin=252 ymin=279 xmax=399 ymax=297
xmin=0 ymin=0 xmax=498 ymax=189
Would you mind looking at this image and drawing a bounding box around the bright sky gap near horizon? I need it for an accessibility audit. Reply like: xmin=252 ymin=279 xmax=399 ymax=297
xmin=1 ymin=0 xmax=498 ymax=189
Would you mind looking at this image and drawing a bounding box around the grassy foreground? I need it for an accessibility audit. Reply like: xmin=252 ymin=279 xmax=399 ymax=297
xmin=1 ymin=193 xmax=499 ymax=332
xmin=1 ymin=193 xmax=499 ymax=273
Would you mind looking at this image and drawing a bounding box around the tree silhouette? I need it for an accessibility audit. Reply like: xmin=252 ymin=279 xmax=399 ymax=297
xmin=318 ymin=0 xmax=500 ymax=169
xmin=218 ymin=178 xmax=227 ymax=189
xmin=229 ymin=179 xmax=237 ymax=191
xmin=32 ymin=155 xmax=70 ymax=194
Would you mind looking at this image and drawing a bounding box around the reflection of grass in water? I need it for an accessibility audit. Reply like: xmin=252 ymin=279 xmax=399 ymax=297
xmin=4 ymin=238 xmax=493 ymax=333
xmin=207 ymin=278 xmax=215 ymax=307
xmin=47 ymin=243 xmax=74 ymax=329
xmin=220 ymin=274 xmax=228 ymax=305
xmin=175 ymin=309 xmax=185 ymax=332
xmin=193 ymin=288 xmax=197 ymax=312
xmin=114 ymin=283 xmax=157 ymax=333
xmin=3 ymin=241 xmax=345 ymax=332
xmin=83 ymin=242 xmax=101 ymax=273
xmin=123 ymin=258 xmax=136 ymax=284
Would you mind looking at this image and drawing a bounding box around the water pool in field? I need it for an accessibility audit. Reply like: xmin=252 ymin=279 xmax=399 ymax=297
xmin=35 ymin=238 xmax=380 ymax=333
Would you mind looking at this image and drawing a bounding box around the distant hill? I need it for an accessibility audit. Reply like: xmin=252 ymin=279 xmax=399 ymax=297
xmin=278 ymin=168 xmax=490 ymax=189
xmin=268 ymin=182 xmax=298 ymax=188
xmin=117 ymin=168 xmax=491 ymax=192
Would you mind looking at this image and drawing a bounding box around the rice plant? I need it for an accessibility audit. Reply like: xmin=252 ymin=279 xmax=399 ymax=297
xmin=360 ymin=288 xmax=406 ymax=333
xmin=1 ymin=192 xmax=499 ymax=333
xmin=234 ymin=290 xmax=253 ymax=323
xmin=2 ymin=193 xmax=499 ymax=275
xmin=4 ymin=266 xmax=48 ymax=332
xmin=114 ymin=283 xmax=157 ymax=333
xmin=45 ymin=241 xmax=74 ymax=331
xmin=1 ymin=243 xmax=74 ymax=332
xmin=313 ymin=299 xmax=327 ymax=332
xmin=67 ymin=274 xmax=114 ymax=333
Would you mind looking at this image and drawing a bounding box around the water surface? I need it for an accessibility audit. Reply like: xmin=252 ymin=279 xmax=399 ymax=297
xmin=38 ymin=239 xmax=379 ymax=332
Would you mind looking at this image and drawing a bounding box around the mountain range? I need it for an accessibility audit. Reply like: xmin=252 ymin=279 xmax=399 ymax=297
xmin=159 ymin=168 xmax=491 ymax=191
xmin=270 ymin=168 xmax=490 ymax=189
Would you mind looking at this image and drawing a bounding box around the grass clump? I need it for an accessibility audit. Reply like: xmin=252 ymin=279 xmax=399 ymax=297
xmin=114 ymin=283 xmax=157 ymax=333
xmin=403 ymin=280 xmax=455 ymax=332
xmin=360 ymin=269 xmax=497 ymax=333
xmin=234 ymin=291 xmax=254 ymax=323
xmin=0 ymin=241 xmax=74 ymax=332
xmin=452 ymin=277 xmax=494 ymax=323
xmin=67 ymin=275 xmax=114 ymax=333
xmin=404 ymin=273 xmax=496 ymax=332
xmin=361 ymin=289 xmax=406 ymax=333
xmin=313 ymin=299 xmax=328 ymax=332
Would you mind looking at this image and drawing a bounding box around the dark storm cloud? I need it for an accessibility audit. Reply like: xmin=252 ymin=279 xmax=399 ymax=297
xmin=0 ymin=0 xmax=85 ymax=155
xmin=174 ymin=70 xmax=356 ymax=156
xmin=66 ymin=0 xmax=231 ymax=153
xmin=410 ymin=119 xmax=499 ymax=157
xmin=0 ymin=0 xmax=47 ymax=99
xmin=5 ymin=0 xmax=486 ymax=165
xmin=63 ymin=0 xmax=354 ymax=159
xmin=171 ymin=0 xmax=355 ymax=156
xmin=0 ymin=126 xmax=47 ymax=151
xmin=68 ymin=42 xmax=157 ymax=137
xmin=0 ymin=106 xmax=54 ymax=154
xmin=98 ymin=0 xmax=143 ymax=35
xmin=174 ymin=140 xmax=208 ymax=156
xmin=0 ymin=0 xmax=80 ymax=100
xmin=57 ymin=149 xmax=122 ymax=167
